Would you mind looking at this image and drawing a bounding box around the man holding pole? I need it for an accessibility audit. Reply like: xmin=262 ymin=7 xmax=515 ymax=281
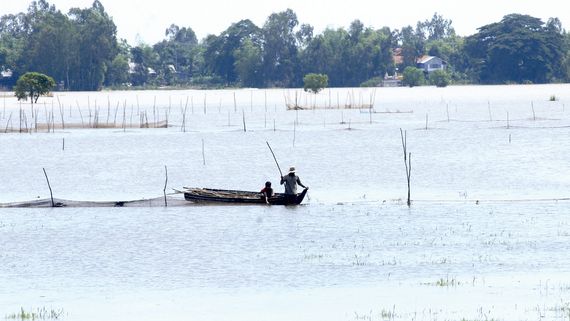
xmin=280 ymin=166 xmax=308 ymax=204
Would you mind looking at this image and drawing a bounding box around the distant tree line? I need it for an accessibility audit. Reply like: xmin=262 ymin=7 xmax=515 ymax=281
xmin=1 ymin=0 xmax=569 ymax=91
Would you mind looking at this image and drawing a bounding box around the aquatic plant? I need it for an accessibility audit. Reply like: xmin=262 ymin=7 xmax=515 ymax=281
xmin=380 ymin=306 xmax=397 ymax=319
xmin=421 ymin=275 xmax=460 ymax=286
xmin=353 ymin=310 xmax=374 ymax=320
xmin=5 ymin=307 xmax=64 ymax=320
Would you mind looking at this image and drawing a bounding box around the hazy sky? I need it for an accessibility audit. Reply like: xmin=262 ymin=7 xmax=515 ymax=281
xmin=2 ymin=0 xmax=569 ymax=46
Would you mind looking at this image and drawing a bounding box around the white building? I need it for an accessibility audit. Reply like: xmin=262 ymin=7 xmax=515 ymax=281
xmin=416 ymin=56 xmax=447 ymax=74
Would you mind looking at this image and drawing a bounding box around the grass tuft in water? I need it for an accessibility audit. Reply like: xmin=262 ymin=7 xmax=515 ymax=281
xmin=421 ymin=275 xmax=460 ymax=287
xmin=5 ymin=307 xmax=64 ymax=320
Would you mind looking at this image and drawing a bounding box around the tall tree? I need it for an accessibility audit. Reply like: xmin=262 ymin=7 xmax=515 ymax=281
xmin=464 ymin=14 xmax=567 ymax=84
xmin=233 ymin=39 xmax=261 ymax=87
xmin=423 ymin=12 xmax=455 ymax=41
xmin=68 ymin=0 xmax=118 ymax=90
xmin=153 ymin=24 xmax=201 ymax=84
xmin=104 ymin=39 xmax=129 ymax=86
xmin=261 ymin=9 xmax=299 ymax=87
xmin=204 ymin=19 xmax=260 ymax=85
xmin=399 ymin=23 xmax=426 ymax=69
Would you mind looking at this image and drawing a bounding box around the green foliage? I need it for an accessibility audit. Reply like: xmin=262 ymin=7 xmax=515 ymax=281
xmin=0 ymin=0 xmax=118 ymax=91
xmin=204 ymin=20 xmax=260 ymax=86
xmin=5 ymin=307 xmax=64 ymax=319
xmin=429 ymin=69 xmax=451 ymax=87
xmin=105 ymin=55 xmax=129 ymax=86
xmin=360 ymin=76 xmax=384 ymax=87
xmin=261 ymin=9 xmax=299 ymax=87
xmin=297 ymin=22 xmax=395 ymax=87
xmin=152 ymin=24 xmax=205 ymax=86
xmin=2 ymin=6 xmax=569 ymax=90
xmin=398 ymin=24 xmax=427 ymax=70
xmin=302 ymin=73 xmax=328 ymax=93
xmin=464 ymin=14 xmax=568 ymax=84
xmin=402 ymin=66 xmax=424 ymax=87
xmin=14 ymin=72 xmax=56 ymax=105
xmin=233 ymin=39 xmax=261 ymax=87
xmin=129 ymin=43 xmax=160 ymax=86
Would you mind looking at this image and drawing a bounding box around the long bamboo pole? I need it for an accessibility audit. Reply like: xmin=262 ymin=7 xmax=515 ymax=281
xmin=266 ymin=142 xmax=283 ymax=178
xmin=43 ymin=168 xmax=55 ymax=207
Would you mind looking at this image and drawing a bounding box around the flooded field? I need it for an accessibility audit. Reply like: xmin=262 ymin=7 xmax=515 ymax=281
xmin=1 ymin=84 xmax=570 ymax=320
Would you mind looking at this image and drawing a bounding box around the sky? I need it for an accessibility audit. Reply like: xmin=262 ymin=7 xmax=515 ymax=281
xmin=2 ymin=0 xmax=569 ymax=46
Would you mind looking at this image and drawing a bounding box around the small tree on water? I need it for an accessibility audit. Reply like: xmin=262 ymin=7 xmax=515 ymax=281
xmin=14 ymin=72 xmax=56 ymax=107
xmin=303 ymin=73 xmax=328 ymax=94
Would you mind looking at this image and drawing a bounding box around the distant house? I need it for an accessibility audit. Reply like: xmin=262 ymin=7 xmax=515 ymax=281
xmin=128 ymin=63 xmax=157 ymax=76
xmin=416 ymin=56 xmax=447 ymax=75
xmin=382 ymin=73 xmax=403 ymax=87
xmin=1 ymin=69 xmax=12 ymax=78
xmin=0 ymin=69 xmax=14 ymax=88
xmin=385 ymin=50 xmax=447 ymax=86
xmin=392 ymin=48 xmax=404 ymax=65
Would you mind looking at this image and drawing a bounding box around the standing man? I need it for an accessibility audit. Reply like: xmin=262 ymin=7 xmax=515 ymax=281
xmin=280 ymin=166 xmax=308 ymax=204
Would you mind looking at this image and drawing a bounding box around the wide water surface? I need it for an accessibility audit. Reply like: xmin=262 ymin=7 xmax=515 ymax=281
xmin=1 ymin=84 xmax=570 ymax=320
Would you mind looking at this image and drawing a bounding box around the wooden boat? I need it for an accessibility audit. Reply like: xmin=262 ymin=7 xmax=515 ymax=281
xmin=181 ymin=187 xmax=308 ymax=205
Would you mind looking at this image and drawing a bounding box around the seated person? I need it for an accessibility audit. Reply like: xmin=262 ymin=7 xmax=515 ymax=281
xmin=260 ymin=181 xmax=274 ymax=204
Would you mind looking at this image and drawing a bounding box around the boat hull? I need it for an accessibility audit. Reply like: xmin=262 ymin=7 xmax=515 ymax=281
xmin=183 ymin=187 xmax=308 ymax=205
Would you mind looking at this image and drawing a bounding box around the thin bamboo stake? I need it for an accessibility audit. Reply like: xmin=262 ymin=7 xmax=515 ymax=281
xmin=400 ymin=129 xmax=412 ymax=206
xmin=4 ymin=112 xmax=12 ymax=133
xmin=77 ymin=101 xmax=84 ymax=128
xmin=202 ymin=139 xmax=206 ymax=165
xmin=122 ymin=101 xmax=126 ymax=132
xmin=113 ymin=102 xmax=118 ymax=127
xmin=181 ymin=105 xmax=187 ymax=132
xmin=293 ymin=121 xmax=296 ymax=146
xmin=165 ymin=107 xmax=169 ymax=127
xmin=163 ymin=166 xmax=168 ymax=207
xmin=88 ymin=96 xmax=91 ymax=128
